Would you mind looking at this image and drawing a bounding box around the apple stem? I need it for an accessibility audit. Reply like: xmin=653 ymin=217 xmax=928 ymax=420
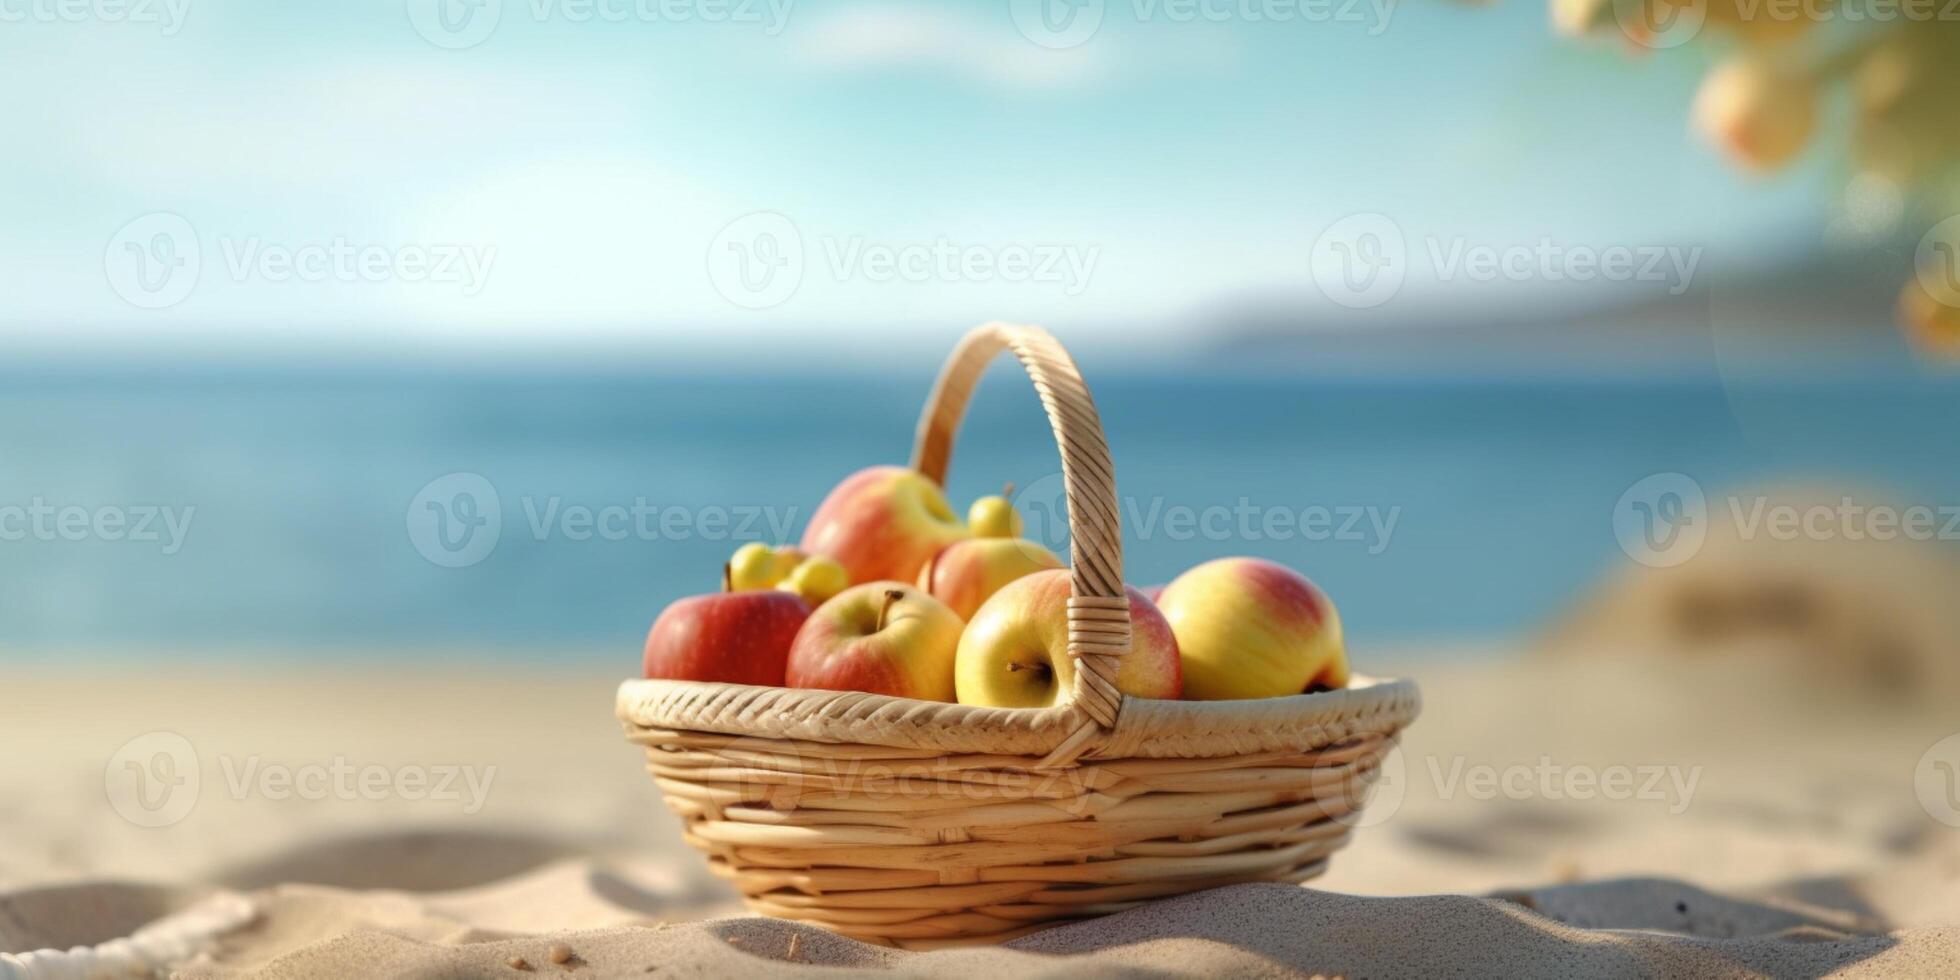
xmin=878 ymin=589 xmax=904 ymax=632
xmin=722 ymin=563 xmax=734 ymax=593
xmin=1002 ymin=482 xmax=1014 ymax=498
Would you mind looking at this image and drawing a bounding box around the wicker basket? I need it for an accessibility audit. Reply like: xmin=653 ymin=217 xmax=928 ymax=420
xmin=617 ymin=323 xmax=1420 ymax=948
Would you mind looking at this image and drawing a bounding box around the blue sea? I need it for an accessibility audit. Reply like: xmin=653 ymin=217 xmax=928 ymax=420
xmin=4 ymin=363 xmax=1958 ymax=660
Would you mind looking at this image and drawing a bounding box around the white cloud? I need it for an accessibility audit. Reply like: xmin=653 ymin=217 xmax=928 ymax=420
xmin=39 ymin=63 xmax=639 ymax=195
xmin=0 ymin=1 xmax=1248 ymax=345
xmin=394 ymin=155 xmax=736 ymax=328
xmin=794 ymin=5 xmax=1114 ymax=90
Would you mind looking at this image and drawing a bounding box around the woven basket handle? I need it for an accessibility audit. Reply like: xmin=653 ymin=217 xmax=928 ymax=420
xmin=911 ymin=323 xmax=1130 ymax=734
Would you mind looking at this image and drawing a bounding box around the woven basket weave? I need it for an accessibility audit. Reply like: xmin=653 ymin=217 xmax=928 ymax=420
xmin=617 ymin=323 xmax=1420 ymax=948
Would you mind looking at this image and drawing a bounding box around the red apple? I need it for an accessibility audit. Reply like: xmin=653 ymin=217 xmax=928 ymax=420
xmin=786 ymin=583 xmax=963 ymax=701
xmin=1156 ymin=557 xmax=1346 ymax=700
xmin=916 ymin=537 xmax=1063 ymax=620
xmin=642 ymin=589 xmax=811 ymax=686
xmin=800 ymin=466 xmax=969 ymax=585
xmin=954 ymin=570 xmax=1182 ymax=708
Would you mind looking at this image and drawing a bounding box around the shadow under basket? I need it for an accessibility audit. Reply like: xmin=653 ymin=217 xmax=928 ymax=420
xmin=616 ymin=323 xmax=1421 ymax=948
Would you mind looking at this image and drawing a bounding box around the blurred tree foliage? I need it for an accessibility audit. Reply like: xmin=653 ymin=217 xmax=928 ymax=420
xmin=1553 ymin=1 xmax=1960 ymax=358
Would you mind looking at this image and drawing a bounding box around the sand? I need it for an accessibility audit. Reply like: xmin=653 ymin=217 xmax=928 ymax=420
xmin=5 ymin=651 xmax=1959 ymax=978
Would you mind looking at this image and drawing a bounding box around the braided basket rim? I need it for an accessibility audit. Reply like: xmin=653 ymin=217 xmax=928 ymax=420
xmin=617 ymin=674 xmax=1419 ymax=761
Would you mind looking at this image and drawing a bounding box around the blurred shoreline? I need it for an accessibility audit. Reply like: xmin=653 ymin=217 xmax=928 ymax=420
xmin=5 ymin=368 xmax=1958 ymax=658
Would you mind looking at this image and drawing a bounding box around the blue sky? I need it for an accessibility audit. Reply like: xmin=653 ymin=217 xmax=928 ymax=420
xmin=1 ymin=0 xmax=1833 ymax=361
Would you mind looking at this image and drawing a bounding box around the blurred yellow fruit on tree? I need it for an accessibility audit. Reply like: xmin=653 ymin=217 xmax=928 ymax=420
xmin=1693 ymin=57 xmax=1816 ymax=173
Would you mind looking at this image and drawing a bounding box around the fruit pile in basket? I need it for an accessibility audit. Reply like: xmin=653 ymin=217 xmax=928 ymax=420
xmin=643 ymin=464 xmax=1349 ymax=705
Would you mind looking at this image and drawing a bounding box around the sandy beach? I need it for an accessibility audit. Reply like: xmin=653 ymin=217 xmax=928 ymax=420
xmin=14 ymin=0 xmax=1960 ymax=971
xmin=6 ymin=645 xmax=1957 ymax=978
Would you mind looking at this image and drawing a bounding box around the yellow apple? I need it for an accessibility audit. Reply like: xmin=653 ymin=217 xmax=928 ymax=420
xmin=779 ymin=555 xmax=849 ymax=606
xmin=954 ymin=569 xmax=1182 ymax=708
xmin=916 ymin=537 xmax=1062 ymax=620
xmin=801 ymin=466 xmax=970 ymax=584
xmin=769 ymin=545 xmax=807 ymax=582
xmin=728 ymin=542 xmax=781 ymax=590
xmin=967 ymin=485 xmax=1023 ymax=538
xmin=1157 ymin=557 xmax=1347 ymax=700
